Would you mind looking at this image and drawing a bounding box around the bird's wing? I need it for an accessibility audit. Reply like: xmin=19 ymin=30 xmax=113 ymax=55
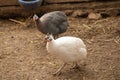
xmin=51 ymin=13 xmax=68 ymax=34
xmin=39 ymin=11 xmax=68 ymax=35
xmin=58 ymin=22 xmax=68 ymax=34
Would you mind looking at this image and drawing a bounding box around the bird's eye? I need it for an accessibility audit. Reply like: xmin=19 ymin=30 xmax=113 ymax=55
xmin=45 ymin=36 xmax=49 ymax=40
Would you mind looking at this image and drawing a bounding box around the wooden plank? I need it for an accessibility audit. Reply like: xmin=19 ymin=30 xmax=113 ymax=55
xmin=0 ymin=0 xmax=90 ymax=6
xmin=0 ymin=0 xmax=120 ymax=6
xmin=41 ymin=1 xmax=120 ymax=11
xmin=0 ymin=0 xmax=18 ymax=6
xmin=45 ymin=0 xmax=90 ymax=3
xmin=0 ymin=1 xmax=120 ymax=17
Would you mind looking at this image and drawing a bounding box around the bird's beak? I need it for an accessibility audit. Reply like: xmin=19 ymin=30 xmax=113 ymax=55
xmin=44 ymin=37 xmax=47 ymax=42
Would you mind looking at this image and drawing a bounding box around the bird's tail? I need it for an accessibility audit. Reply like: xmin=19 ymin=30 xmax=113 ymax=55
xmin=79 ymin=48 xmax=87 ymax=58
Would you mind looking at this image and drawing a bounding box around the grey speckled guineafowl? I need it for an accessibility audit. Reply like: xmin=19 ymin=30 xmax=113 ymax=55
xmin=33 ymin=11 xmax=68 ymax=38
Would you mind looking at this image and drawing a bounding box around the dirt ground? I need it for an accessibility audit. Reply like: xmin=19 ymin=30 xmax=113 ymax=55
xmin=0 ymin=16 xmax=120 ymax=80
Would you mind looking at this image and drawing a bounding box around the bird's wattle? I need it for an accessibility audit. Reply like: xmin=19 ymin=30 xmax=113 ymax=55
xmin=46 ymin=39 xmax=52 ymax=42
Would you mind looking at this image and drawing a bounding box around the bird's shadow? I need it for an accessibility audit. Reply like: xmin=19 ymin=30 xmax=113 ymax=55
xmin=53 ymin=65 xmax=98 ymax=80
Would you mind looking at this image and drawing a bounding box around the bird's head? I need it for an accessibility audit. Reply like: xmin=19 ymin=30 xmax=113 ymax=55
xmin=33 ymin=14 xmax=39 ymax=21
xmin=44 ymin=34 xmax=54 ymax=42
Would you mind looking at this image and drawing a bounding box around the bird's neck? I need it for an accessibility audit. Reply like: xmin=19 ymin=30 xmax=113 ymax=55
xmin=36 ymin=19 xmax=41 ymax=25
xmin=35 ymin=19 xmax=43 ymax=29
xmin=47 ymin=39 xmax=56 ymax=47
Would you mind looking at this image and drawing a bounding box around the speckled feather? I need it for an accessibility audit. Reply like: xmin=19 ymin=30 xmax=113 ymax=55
xmin=33 ymin=11 xmax=68 ymax=36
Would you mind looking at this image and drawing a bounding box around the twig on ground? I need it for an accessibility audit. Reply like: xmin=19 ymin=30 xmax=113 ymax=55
xmin=9 ymin=19 xmax=26 ymax=26
xmin=114 ymin=36 xmax=120 ymax=44
xmin=82 ymin=24 xmax=91 ymax=29
xmin=94 ymin=18 xmax=109 ymax=24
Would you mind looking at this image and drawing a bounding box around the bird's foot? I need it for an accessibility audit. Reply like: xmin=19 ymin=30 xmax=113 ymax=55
xmin=72 ymin=63 xmax=81 ymax=71
xmin=52 ymin=71 xmax=61 ymax=76
xmin=52 ymin=63 xmax=66 ymax=76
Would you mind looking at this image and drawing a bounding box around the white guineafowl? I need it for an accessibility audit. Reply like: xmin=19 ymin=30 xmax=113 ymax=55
xmin=44 ymin=34 xmax=87 ymax=75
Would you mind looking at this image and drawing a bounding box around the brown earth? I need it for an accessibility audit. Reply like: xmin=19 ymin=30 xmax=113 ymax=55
xmin=0 ymin=16 xmax=120 ymax=80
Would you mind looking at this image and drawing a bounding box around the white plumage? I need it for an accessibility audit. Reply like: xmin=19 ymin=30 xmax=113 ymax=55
xmin=45 ymin=34 xmax=87 ymax=75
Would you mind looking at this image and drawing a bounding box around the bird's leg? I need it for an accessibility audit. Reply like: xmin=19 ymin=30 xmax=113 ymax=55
xmin=72 ymin=62 xmax=80 ymax=70
xmin=52 ymin=63 xmax=66 ymax=75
